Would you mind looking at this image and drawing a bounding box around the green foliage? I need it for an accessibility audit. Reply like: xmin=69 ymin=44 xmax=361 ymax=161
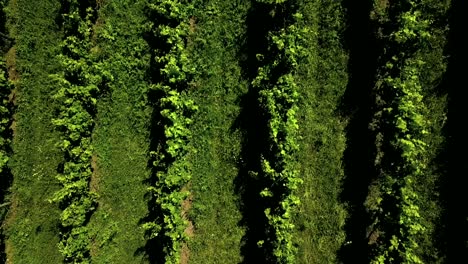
xmin=2 ymin=0 xmax=65 ymax=262
xmin=50 ymin=1 xmax=109 ymax=262
xmin=371 ymin=1 xmax=436 ymax=263
xmin=186 ymin=0 xmax=249 ymax=262
xmin=143 ymin=0 xmax=196 ymax=263
xmin=0 ymin=4 xmax=10 ymax=172
xmin=0 ymin=60 xmax=11 ymax=174
xmin=83 ymin=1 xmax=151 ymax=262
xmin=292 ymin=1 xmax=348 ymax=263
xmin=252 ymin=2 xmax=310 ymax=262
xmin=0 ymin=59 xmax=12 ymax=264
xmin=0 ymin=0 xmax=453 ymax=263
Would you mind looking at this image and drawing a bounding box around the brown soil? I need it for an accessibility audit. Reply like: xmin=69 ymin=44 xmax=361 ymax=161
xmin=5 ymin=241 xmax=13 ymax=264
xmin=181 ymin=243 xmax=190 ymax=264
xmin=375 ymin=0 xmax=389 ymax=18
xmin=96 ymin=0 xmax=106 ymax=8
xmin=90 ymin=154 xmax=100 ymax=194
xmin=181 ymin=186 xmax=194 ymax=237
xmin=181 ymin=20 xmax=196 ymax=262
xmin=189 ymin=17 xmax=196 ymax=34
xmin=90 ymin=235 xmax=98 ymax=259
xmin=91 ymin=1 xmax=105 ymax=50
xmin=2 ymin=196 xmax=16 ymax=228
xmin=5 ymin=47 xmax=19 ymax=84
xmin=89 ymin=153 xmax=100 ymax=259
xmin=367 ymin=229 xmax=382 ymax=245
xmin=187 ymin=17 xmax=197 ymax=52
xmin=89 ymin=153 xmax=101 ymax=258
xmin=180 ymin=185 xmax=194 ymax=264
xmin=5 ymin=45 xmax=18 ymax=138
xmin=3 ymin=195 xmax=18 ymax=264
xmin=380 ymin=0 xmax=389 ymax=8
xmin=88 ymin=1 xmax=106 ymax=257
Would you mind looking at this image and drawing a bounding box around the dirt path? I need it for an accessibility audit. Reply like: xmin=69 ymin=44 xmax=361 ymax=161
xmin=181 ymin=185 xmax=194 ymax=264
xmin=90 ymin=154 xmax=100 ymax=194
xmin=3 ymin=195 xmax=17 ymax=264
xmin=181 ymin=15 xmax=197 ymax=264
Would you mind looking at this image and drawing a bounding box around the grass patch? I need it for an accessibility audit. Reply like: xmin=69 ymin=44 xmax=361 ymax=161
xmin=86 ymin=1 xmax=151 ymax=263
xmin=4 ymin=0 xmax=63 ymax=263
xmin=187 ymin=1 xmax=250 ymax=263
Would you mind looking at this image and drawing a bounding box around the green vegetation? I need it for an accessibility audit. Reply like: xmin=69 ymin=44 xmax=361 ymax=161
xmin=371 ymin=2 xmax=432 ymax=262
xmin=0 ymin=55 xmax=12 ymax=264
xmin=186 ymin=0 xmax=248 ymax=263
xmin=0 ymin=0 xmax=460 ymax=263
xmin=368 ymin=1 xmax=450 ymax=263
xmin=0 ymin=23 xmax=11 ymax=183
xmin=50 ymin=1 xmax=109 ymax=262
xmin=3 ymin=0 xmax=64 ymax=263
xmin=0 ymin=2 xmax=13 ymax=245
xmin=85 ymin=0 xmax=151 ymax=263
xmin=142 ymin=1 xmax=197 ymax=263
xmin=251 ymin=1 xmax=306 ymax=262
xmin=293 ymin=1 xmax=348 ymax=263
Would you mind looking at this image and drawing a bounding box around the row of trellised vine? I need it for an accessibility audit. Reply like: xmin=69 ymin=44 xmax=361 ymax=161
xmin=0 ymin=0 xmax=12 ymax=203
xmin=0 ymin=60 xmax=11 ymax=192
xmin=371 ymin=0 xmax=431 ymax=263
xmin=0 ymin=57 xmax=12 ymax=264
xmin=142 ymin=0 xmax=197 ymax=263
xmin=252 ymin=0 xmax=309 ymax=263
xmin=50 ymin=0 xmax=110 ymax=262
